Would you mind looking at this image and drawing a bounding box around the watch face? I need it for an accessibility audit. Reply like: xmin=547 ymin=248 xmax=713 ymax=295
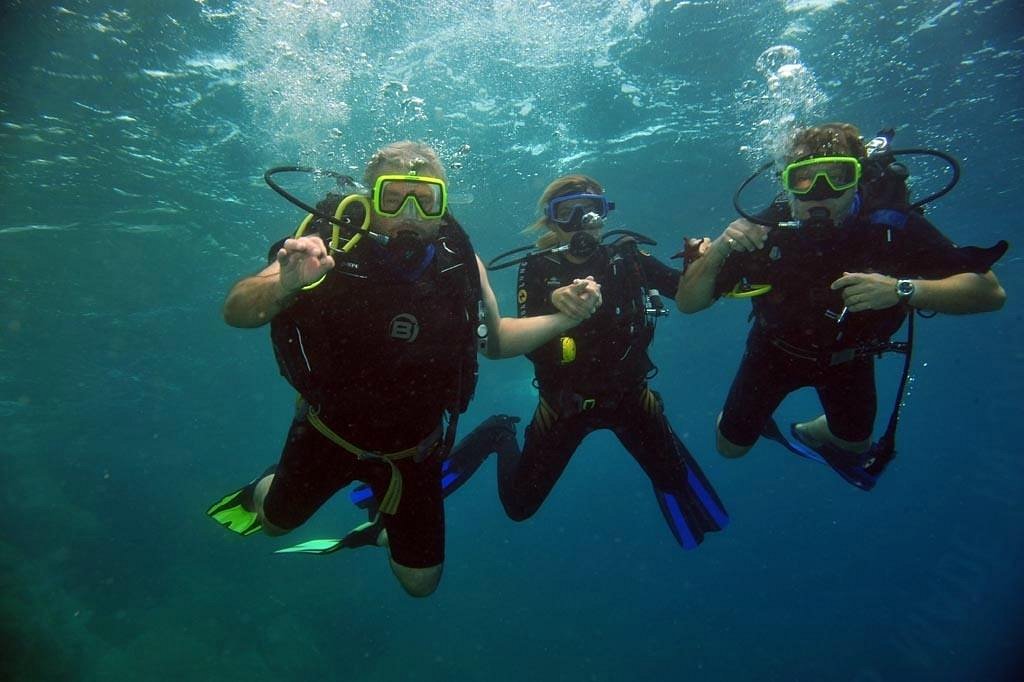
xmin=897 ymin=280 xmax=914 ymax=297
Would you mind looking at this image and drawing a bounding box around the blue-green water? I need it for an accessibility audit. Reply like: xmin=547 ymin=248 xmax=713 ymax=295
xmin=2 ymin=1 xmax=1022 ymax=679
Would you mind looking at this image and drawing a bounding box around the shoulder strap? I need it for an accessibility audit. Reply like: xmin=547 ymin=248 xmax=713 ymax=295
xmin=436 ymin=213 xmax=483 ymax=415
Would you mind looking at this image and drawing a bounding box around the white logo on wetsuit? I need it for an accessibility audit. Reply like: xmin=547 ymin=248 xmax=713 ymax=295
xmin=389 ymin=314 xmax=420 ymax=342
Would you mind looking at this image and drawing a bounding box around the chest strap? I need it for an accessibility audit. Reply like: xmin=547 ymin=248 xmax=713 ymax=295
xmin=305 ymin=404 xmax=441 ymax=515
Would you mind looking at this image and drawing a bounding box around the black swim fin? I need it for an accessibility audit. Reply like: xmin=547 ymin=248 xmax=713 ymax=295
xmin=350 ymin=414 xmax=520 ymax=509
xmin=654 ymin=433 xmax=730 ymax=550
xmin=761 ymin=417 xmax=883 ymax=491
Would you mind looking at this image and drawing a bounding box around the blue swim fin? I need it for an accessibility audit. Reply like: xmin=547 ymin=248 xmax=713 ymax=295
xmin=655 ymin=434 xmax=730 ymax=551
xmin=762 ymin=417 xmax=881 ymax=491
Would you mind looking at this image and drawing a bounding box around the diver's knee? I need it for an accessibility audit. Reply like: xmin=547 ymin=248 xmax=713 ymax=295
xmin=258 ymin=507 xmax=292 ymax=536
xmin=715 ymin=412 xmax=753 ymax=458
xmin=252 ymin=474 xmax=293 ymax=536
xmin=260 ymin=519 xmax=290 ymax=537
xmin=391 ymin=561 xmax=443 ymax=598
xmin=500 ymin=494 xmax=538 ymax=522
xmin=253 ymin=473 xmax=275 ymax=504
xmin=504 ymin=505 xmax=536 ymax=523
xmin=716 ymin=430 xmax=752 ymax=458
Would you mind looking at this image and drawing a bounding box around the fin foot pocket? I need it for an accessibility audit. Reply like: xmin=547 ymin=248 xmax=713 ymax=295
xmin=762 ymin=418 xmax=879 ymax=491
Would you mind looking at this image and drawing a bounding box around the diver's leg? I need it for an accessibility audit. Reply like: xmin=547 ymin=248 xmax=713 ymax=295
xmin=799 ymin=356 xmax=877 ymax=454
xmin=441 ymin=414 xmax=521 ymax=498
xmin=614 ymin=387 xmax=728 ymax=549
xmin=251 ymin=471 xmax=286 ymax=536
xmin=792 ymin=415 xmax=872 ymax=453
xmin=716 ymin=414 xmax=753 ymax=458
xmin=717 ymin=336 xmax=798 ymax=458
xmin=498 ymin=396 xmax=588 ymax=522
xmin=206 ymin=463 xmax=276 ymax=536
xmin=380 ymin=456 xmax=446 ymax=597
xmin=208 ymin=409 xmax=358 ymax=538
xmin=260 ymin=417 xmax=360 ymax=535
xmin=389 ymin=561 xmax=443 ymax=599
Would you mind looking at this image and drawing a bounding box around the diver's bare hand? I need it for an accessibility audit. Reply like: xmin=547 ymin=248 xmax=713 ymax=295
xmin=711 ymin=219 xmax=767 ymax=260
xmin=695 ymin=237 xmax=714 ymax=257
xmin=831 ymin=272 xmax=899 ymax=311
xmin=277 ymin=236 xmax=335 ymax=294
xmin=551 ymin=276 xmax=602 ymax=321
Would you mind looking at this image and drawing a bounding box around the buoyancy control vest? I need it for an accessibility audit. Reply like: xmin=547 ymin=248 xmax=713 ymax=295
xmin=519 ymin=236 xmax=667 ymax=394
xmin=270 ymin=193 xmax=485 ymax=444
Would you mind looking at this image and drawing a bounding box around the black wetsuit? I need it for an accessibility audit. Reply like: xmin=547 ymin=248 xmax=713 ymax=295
xmin=262 ymin=213 xmax=478 ymax=568
xmin=714 ymin=200 xmax=1004 ymax=446
xmin=499 ymin=237 xmax=727 ymax=548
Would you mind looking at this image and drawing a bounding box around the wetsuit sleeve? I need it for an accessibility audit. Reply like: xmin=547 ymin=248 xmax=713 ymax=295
xmin=711 ymin=252 xmax=747 ymax=298
xmin=897 ymin=214 xmax=1008 ymax=278
xmin=638 ymin=253 xmax=682 ymax=298
xmin=709 ymin=203 xmax=783 ymax=298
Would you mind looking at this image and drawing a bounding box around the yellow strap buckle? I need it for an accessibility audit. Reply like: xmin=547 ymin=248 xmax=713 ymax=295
xmin=560 ymin=336 xmax=576 ymax=364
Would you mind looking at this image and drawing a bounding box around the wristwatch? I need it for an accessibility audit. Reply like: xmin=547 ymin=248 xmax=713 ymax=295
xmin=895 ymin=279 xmax=916 ymax=302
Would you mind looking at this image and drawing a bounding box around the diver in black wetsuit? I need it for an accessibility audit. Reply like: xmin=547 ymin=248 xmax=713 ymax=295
xmin=677 ymin=122 xmax=1007 ymax=489
xmin=208 ymin=142 xmax=601 ymax=597
xmin=490 ymin=174 xmax=728 ymax=550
